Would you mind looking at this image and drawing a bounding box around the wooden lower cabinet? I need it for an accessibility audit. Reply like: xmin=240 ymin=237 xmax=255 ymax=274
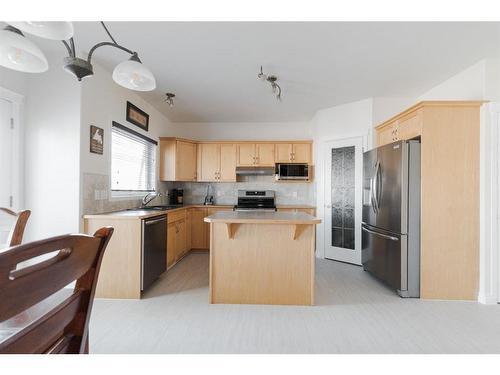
xmin=190 ymin=207 xmax=208 ymax=249
xmin=167 ymin=212 xmax=189 ymax=269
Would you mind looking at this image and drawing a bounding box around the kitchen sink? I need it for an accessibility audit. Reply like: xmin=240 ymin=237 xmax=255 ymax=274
xmin=127 ymin=205 xmax=182 ymax=211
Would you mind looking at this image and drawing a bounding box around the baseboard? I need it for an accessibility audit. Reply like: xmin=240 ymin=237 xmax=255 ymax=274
xmin=478 ymin=291 xmax=498 ymax=305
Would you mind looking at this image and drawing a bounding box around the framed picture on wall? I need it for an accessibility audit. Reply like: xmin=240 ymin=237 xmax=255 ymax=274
xmin=90 ymin=125 xmax=104 ymax=155
xmin=126 ymin=101 xmax=149 ymax=131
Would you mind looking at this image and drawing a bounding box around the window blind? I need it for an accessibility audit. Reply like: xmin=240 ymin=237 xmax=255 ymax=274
xmin=111 ymin=123 xmax=157 ymax=192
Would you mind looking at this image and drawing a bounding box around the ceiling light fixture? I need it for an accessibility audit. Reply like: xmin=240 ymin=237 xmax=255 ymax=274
xmin=164 ymin=93 xmax=175 ymax=107
xmin=0 ymin=21 xmax=156 ymax=92
xmin=258 ymin=66 xmax=282 ymax=101
xmin=0 ymin=26 xmax=48 ymax=73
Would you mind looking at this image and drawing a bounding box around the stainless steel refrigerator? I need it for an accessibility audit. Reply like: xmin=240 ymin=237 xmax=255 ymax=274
xmin=362 ymin=140 xmax=421 ymax=297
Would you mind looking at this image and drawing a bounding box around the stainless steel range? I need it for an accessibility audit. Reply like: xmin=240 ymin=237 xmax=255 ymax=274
xmin=233 ymin=190 xmax=277 ymax=211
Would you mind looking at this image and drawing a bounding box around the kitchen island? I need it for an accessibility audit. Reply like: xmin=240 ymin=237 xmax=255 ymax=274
xmin=204 ymin=211 xmax=321 ymax=306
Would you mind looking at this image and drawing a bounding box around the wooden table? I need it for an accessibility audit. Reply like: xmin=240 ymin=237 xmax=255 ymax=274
xmin=204 ymin=211 xmax=321 ymax=306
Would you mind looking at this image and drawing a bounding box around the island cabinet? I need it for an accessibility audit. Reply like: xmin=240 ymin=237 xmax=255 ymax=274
xmin=275 ymin=142 xmax=312 ymax=163
xmin=375 ymin=101 xmax=483 ymax=300
xmin=277 ymin=207 xmax=315 ymax=215
xmin=236 ymin=143 xmax=275 ymax=166
xmin=159 ymin=138 xmax=197 ymax=182
xmin=197 ymin=143 xmax=237 ymax=182
xmin=205 ymin=211 xmax=321 ymax=305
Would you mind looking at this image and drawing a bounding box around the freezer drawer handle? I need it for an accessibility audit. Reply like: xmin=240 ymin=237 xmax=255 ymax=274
xmin=362 ymin=226 xmax=399 ymax=241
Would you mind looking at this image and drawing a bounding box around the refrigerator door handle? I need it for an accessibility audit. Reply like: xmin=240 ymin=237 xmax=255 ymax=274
xmin=362 ymin=225 xmax=399 ymax=241
xmin=372 ymin=160 xmax=381 ymax=213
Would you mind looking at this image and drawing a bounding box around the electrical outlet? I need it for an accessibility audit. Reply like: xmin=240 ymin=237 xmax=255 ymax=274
xmin=292 ymin=191 xmax=298 ymax=198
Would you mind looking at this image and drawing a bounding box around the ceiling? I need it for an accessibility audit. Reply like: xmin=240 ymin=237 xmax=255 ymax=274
xmin=48 ymin=22 xmax=500 ymax=122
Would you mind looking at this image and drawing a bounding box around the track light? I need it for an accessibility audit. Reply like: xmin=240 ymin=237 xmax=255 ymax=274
xmin=258 ymin=66 xmax=282 ymax=101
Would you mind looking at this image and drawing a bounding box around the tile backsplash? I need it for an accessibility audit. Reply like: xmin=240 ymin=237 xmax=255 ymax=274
xmin=171 ymin=175 xmax=315 ymax=206
xmin=82 ymin=173 xmax=315 ymax=216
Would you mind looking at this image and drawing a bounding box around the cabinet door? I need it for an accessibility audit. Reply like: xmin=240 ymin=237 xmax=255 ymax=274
xmin=185 ymin=209 xmax=192 ymax=251
xmin=167 ymin=222 xmax=176 ymax=268
xmin=219 ymin=144 xmax=237 ymax=181
xmin=398 ymin=111 xmax=422 ymax=140
xmin=191 ymin=208 xmax=208 ymax=249
xmin=275 ymin=143 xmax=293 ymax=163
xmin=376 ymin=123 xmax=397 ymax=146
xmin=292 ymin=143 xmax=311 ymax=164
xmin=255 ymin=143 xmax=275 ymax=166
xmin=237 ymin=143 xmax=256 ymax=166
xmin=198 ymin=143 xmax=219 ymax=182
xmin=175 ymin=219 xmax=187 ymax=259
xmin=176 ymin=141 xmax=197 ymax=181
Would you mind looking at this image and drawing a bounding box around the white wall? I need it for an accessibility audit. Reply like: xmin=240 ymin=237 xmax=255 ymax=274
xmin=171 ymin=121 xmax=311 ymax=140
xmin=0 ymin=67 xmax=28 ymax=97
xmin=23 ymin=54 xmax=81 ymax=241
xmin=79 ymin=62 xmax=180 ymax=224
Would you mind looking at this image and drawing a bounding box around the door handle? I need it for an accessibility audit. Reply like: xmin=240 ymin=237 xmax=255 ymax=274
xmin=144 ymin=217 xmax=167 ymax=225
xmin=362 ymin=226 xmax=399 ymax=241
xmin=372 ymin=161 xmax=381 ymax=213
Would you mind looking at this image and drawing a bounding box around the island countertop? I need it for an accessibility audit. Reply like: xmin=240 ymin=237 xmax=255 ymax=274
xmin=204 ymin=211 xmax=321 ymax=225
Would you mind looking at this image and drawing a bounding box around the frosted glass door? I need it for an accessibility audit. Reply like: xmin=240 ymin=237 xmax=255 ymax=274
xmin=324 ymin=137 xmax=363 ymax=265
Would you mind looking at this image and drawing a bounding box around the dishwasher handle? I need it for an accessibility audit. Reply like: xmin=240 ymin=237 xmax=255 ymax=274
xmin=144 ymin=216 xmax=167 ymax=226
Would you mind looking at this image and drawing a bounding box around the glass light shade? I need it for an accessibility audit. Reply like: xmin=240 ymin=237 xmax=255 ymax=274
xmin=7 ymin=22 xmax=74 ymax=40
xmin=112 ymin=59 xmax=156 ymax=91
xmin=0 ymin=29 xmax=48 ymax=73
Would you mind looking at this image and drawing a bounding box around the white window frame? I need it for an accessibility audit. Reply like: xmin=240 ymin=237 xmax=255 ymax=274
xmin=110 ymin=122 xmax=157 ymax=199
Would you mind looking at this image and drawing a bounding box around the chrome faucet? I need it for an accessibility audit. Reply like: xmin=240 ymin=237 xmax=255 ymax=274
xmin=142 ymin=192 xmax=162 ymax=207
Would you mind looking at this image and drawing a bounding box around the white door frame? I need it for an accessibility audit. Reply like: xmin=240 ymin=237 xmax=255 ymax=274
xmin=0 ymin=86 xmax=24 ymax=210
xmin=323 ymin=136 xmax=364 ymax=265
xmin=478 ymin=102 xmax=499 ymax=304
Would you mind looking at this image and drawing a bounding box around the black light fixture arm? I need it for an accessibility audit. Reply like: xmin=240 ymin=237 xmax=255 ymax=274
xmin=60 ymin=21 xmax=140 ymax=81
xmin=87 ymin=41 xmax=137 ymax=65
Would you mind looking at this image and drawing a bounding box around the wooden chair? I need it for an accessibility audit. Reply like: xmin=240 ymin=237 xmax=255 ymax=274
xmin=0 ymin=227 xmax=113 ymax=354
xmin=0 ymin=208 xmax=31 ymax=248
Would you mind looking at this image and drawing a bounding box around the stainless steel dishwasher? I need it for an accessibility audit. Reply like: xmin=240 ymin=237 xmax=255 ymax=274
xmin=141 ymin=215 xmax=167 ymax=291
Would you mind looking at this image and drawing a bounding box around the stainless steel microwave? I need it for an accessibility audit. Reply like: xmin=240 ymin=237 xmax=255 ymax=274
xmin=275 ymin=163 xmax=309 ymax=180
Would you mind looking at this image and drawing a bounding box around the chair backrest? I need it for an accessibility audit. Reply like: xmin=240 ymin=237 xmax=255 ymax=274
xmin=0 ymin=227 xmax=113 ymax=354
xmin=0 ymin=208 xmax=31 ymax=247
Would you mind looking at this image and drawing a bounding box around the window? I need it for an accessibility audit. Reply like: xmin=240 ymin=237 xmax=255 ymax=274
xmin=111 ymin=122 xmax=157 ymax=194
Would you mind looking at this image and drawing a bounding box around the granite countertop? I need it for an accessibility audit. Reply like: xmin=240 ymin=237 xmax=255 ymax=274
xmin=83 ymin=204 xmax=316 ymax=220
xmin=204 ymin=211 xmax=321 ymax=224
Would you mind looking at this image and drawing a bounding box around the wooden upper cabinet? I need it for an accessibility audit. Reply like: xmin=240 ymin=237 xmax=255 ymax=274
xmin=376 ymin=108 xmax=423 ymax=147
xmin=397 ymin=110 xmax=423 ymax=141
xmin=292 ymin=143 xmax=311 ymax=163
xmin=198 ymin=143 xmax=237 ymax=182
xmin=275 ymin=143 xmax=293 ymax=162
xmin=237 ymin=143 xmax=275 ymax=166
xmin=176 ymin=141 xmax=197 ymax=181
xmin=275 ymin=143 xmax=311 ymax=163
xmin=376 ymin=122 xmax=399 ymax=147
xmin=198 ymin=143 xmax=219 ymax=182
xmin=160 ymin=138 xmax=197 ymax=181
xmin=255 ymin=143 xmax=275 ymax=166
xmin=237 ymin=143 xmax=256 ymax=166
xmin=219 ymin=144 xmax=237 ymax=181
